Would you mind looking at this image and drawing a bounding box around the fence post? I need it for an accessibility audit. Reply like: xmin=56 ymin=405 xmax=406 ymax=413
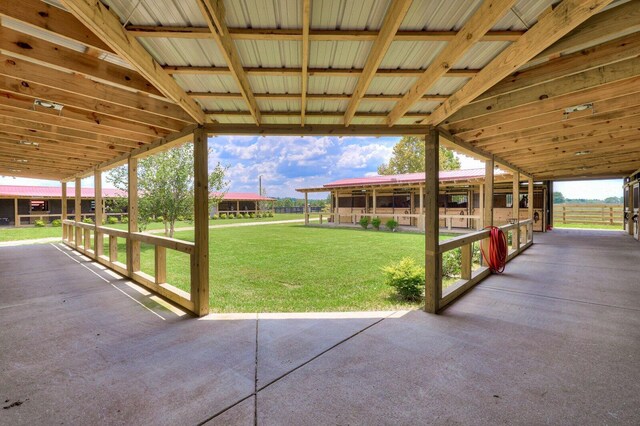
xmin=562 ymin=205 xmax=566 ymax=224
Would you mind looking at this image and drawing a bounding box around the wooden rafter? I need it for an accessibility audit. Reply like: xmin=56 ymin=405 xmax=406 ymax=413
xmin=195 ymin=0 xmax=261 ymax=125
xmin=125 ymin=25 xmax=524 ymax=42
xmin=386 ymin=0 xmax=516 ymax=126
xmin=164 ymin=66 xmax=480 ymax=78
xmin=0 ymin=55 xmax=194 ymax=123
xmin=426 ymin=0 xmax=615 ymax=126
xmin=344 ymin=0 xmax=413 ymax=126
xmin=60 ymin=0 xmax=204 ymax=124
xmin=190 ymin=92 xmax=447 ymax=102
xmin=204 ymin=123 xmax=431 ymax=136
xmin=301 ymin=0 xmax=310 ymax=126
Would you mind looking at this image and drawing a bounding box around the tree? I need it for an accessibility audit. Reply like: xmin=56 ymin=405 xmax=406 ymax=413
xmin=377 ymin=136 xmax=460 ymax=175
xmin=108 ymin=144 xmax=227 ymax=238
xmin=553 ymin=191 xmax=565 ymax=204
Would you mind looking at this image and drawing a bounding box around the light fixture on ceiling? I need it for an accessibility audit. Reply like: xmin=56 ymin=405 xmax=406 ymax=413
xmin=575 ymin=150 xmax=592 ymax=156
xmin=564 ymin=103 xmax=593 ymax=115
xmin=18 ymin=140 xmax=39 ymax=147
xmin=9 ymin=169 xmax=22 ymax=173
xmin=15 ymin=159 xmax=28 ymax=163
xmin=33 ymin=99 xmax=64 ymax=112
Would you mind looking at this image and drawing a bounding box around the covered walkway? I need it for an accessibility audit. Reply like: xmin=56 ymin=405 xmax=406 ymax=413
xmin=1 ymin=229 xmax=638 ymax=424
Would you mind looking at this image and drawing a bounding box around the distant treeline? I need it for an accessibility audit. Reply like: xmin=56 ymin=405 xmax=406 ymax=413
xmin=272 ymin=196 xmax=329 ymax=208
xmin=553 ymin=192 xmax=622 ymax=204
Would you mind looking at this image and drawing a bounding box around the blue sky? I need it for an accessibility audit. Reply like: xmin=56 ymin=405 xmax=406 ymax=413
xmin=0 ymin=136 xmax=623 ymax=200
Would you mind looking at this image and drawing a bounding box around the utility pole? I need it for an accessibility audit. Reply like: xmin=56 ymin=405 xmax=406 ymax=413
xmin=259 ymin=175 xmax=263 ymax=196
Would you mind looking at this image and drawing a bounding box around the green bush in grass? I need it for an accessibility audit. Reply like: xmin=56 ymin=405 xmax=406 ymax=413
xmin=34 ymin=219 xmax=46 ymax=228
xmin=121 ymin=216 xmax=129 ymax=224
xmin=212 ymin=214 xmax=218 ymax=220
xmin=371 ymin=217 xmax=381 ymax=230
xmin=177 ymin=215 xmax=185 ymax=222
xmin=249 ymin=213 xmax=255 ymax=218
xmin=359 ymin=216 xmax=370 ymax=229
xmin=220 ymin=213 xmax=227 ymax=219
xmin=268 ymin=212 xmax=274 ymax=217
xmin=155 ymin=216 xmax=164 ymax=223
xmin=383 ymin=257 xmax=424 ymax=301
xmin=256 ymin=213 xmax=262 ymax=218
xmin=51 ymin=219 xmax=62 ymax=227
xmin=385 ymin=219 xmax=398 ymax=232
xmin=107 ymin=216 xmax=118 ymax=225
xmin=228 ymin=213 xmax=235 ymax=219
xmin=82 ymin=217 xmax=94 ymax=224
xmin=441 ymin=248 xmax=462 ymax=278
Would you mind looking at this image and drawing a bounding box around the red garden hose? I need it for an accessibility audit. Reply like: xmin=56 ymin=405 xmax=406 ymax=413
xmin=481 ymin=226 xmax=508 ymax=274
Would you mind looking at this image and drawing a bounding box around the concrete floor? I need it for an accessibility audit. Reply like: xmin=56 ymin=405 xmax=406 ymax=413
xmin=1 ymin=229 xmax=639 ymax=425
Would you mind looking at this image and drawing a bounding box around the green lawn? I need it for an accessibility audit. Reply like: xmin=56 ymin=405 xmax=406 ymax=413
xmin=0 ymin=226 xmax=62 ymax=242
xmin=552 ymin=223 xmax=623 ymax=230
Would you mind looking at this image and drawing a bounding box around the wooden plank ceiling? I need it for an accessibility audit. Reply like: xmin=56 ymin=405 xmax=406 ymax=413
xmin=0 ymin=0 xmax=637 ymax=182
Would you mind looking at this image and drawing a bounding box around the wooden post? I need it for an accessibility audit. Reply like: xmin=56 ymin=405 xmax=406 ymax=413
xmin=14 ymin=198 xmax=19 ymax=228
xmin=372 ymin=188 xmax=377 ymax=215
xmin=562 ymin=205 xmax=566 ymax=224
xmin=304 ymin=192 xmax=309 ymax=225
xmin=484 ymin=158 xmax=494 ymax=228
xmin=419 ymin=185 xmax=424 ymax=231
xmin=512 ymin=171 xmax=520 ymax=251
xmin=192 ymin=127 xmax=210 ymax=316
xmin=155 ymin=246 xmax=166 ymax=284
xmin=75 ymin=177 xmax=82 ymax=247
xmin=126 ymin=157 xmax=140 ymax=275
xmin=629 ymin=184 xmax=635 ymax=236
xmin=335 ymin=192 xmax=340 ymax=224
xmin=425 ymin=127 xmax=441 ymax=314
xmin=236 ymin=200 xmax=240 ymax=213
xmin=61 ymin=182 xmax=67 ymax=238
xmin=478 ymin=184 xmax=484 ymax=230
xmin=109 ymin=235 xmax=118 ymax=262
xmin=461 ymin=244 xmax=472 ymax=281
xmin=528 ymin=177 xmax=534 ymax=240
xmin=94 ymin=170 xmax=103 ymax=257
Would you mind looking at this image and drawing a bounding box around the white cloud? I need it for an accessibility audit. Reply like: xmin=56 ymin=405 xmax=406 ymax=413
xmin=336 ymin=143 xmax=393 ymax=169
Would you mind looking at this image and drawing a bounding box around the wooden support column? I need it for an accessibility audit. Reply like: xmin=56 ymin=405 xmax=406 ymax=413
xmin=372 ymin=189 xmax=377 ymax=215
xmin=628 ymin=183 xmax=635 ymax=236
xmin=335 ymin=191 xmax=340 ymax=224
xmin=478 ymin=184 xmax=484 ymax=230
xmin=425 ymin=127 xmax=441 ymax=314
xmin=512 ymin=171 xmax=520 ymax=251
xmin=94 ymin=170 xmax=103 ymax=256
xmin=75 ymin=177 xmax=82 ymax=247
xmin=191 ymin=126 xmax=210 ymax=316
xmin=484 ymin=159 xmax=494 ymax=228
xmin=304 ymin=192 xmax=309 ymax=225
xmin=236 ymin=200 xmax=240 ymax=213
xmin=61 ymin=182 xmax=67 ymax=238
xmin=528 ymin=177 xmax=534 ymax=240
xmin=14 ymin=198 xmax=19 ymax=228
xmin=419 ymin=185 xmax=424 ymax=231
xmin=126 ymin=157 xmax=140 ymax=275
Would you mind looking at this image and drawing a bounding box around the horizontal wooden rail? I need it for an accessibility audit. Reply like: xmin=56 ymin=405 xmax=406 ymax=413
xmin=62 ymin=219 xmax=196 ymax=315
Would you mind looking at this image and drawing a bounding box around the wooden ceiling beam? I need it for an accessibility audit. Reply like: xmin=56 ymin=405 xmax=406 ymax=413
xmin=0 ymin=26 xmax=161 ymax=97
xmin=191 ymin=92 xmax=447 ymax=102
xmin=451 ymin=91 xmax=640 ymax=140
xmin=0 ymin=74 xmax=186 ymax=132
xmin=344 ymin=0 xmax=413 ymax=126
xmin=0 ymin=147 xmax=98 ymax=169
xmin=445 ymin=75 xmax=640 ymax=133
xmin=0 ymin=93 xmax=160 ymax=143
xmin=533 ymin=1 xmax=640 ymax=63
xmin=0 ymin=158 xmax=85 ymax=173
xmin=387 ymin=0 xmax=516 ymax=126
xmin=427 ymin=0 xmax=615 ymax=126
xmin=300 ymin=0 xmax=310 ymax=126
xmin=0 ymin=55 xmax=194 ymax=123
xmin=204 ymin=123 xmax=430 ymax=136
xmin=60 ymin=0 xmax=204 ymax=124
xmin=196 ymin=0 xmax=261 ymax=124
xmin=205 ymin=110 xmax=428 ymax=119
xmin=0 ymin=127 xmax=132 ymax=154
xmin=164 ymin=65 xmax=480 ymax=78
xmin=0 ymin=139 xmax=110 ymax=162
xmin=0 ymin=0 xmax=113 ymax=54
xmin=0 ymin=168 xmax=65 ymax=181
xmin=476 ymin=33 xmax=640 ymax=103
xmin=125 ymin=25 xmax=525 ymax=42
xmin=449 ymin=57 xmax=640 ymax=124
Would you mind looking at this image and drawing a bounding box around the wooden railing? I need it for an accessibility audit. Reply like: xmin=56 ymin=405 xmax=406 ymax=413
xmin=215 ymin=209 xmax=271 ymax=216
xmin=437 ymin=219 xmax=533 ymax=309
xmin=316 ymin=212 xmax=480 ymax=230
xmin=16 ymin=212 xmax=126 ymax=226
xmin=555 ymin=204 xmax=624 ymax=226
xmin=62 ymin=219 xmax=196 ymax=313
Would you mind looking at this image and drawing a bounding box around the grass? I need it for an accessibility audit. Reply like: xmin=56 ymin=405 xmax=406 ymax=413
xmin=129 ymin=224 xmax=454 ymax=313
xmin=552 ymin=222 xmax=623 ymax=230
xmin=0 ymin=226 xmax=62 ymax=242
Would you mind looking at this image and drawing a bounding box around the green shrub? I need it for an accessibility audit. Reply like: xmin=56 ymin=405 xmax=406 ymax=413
xmin=249 ymin=213 xmax=255 ymax=219
xmin=371 ymin=217 xmax=381 ymax=230
xmin=358 ymin=216 xmax=370 ymax=229
xmin=240 ymin=213 xmax=247 ymax=219
xmin=220 ymin=213 xmax=227 ymax=219
xmin=441 ymin=248 xmax=462 ymax=278
xmin=34 ymin=219 xmax=46 ymax=228
xmin=228 ymin=213 xmax=235 ymax=219
xmin=382 ymin=257 xmax=424 ymax=301
xmin=385 ymin=219 xmax=398 ymax=232
xmin=177 ymin=215 xmax=185 ymax=222
xmin=121 ymin=216 xmax=129 ymax=224
xmin=268 ymin=211 xmax=274 ymax=217
xmin=51 ymin=219 xmax=62 ymax=227
xmin=107 ymin=216 xmax=118 ymax=225
xmin=155 ymin=216 xmax=164 ymax=223
xmin=256 ymin=213 xmax=262 ymax=218
xmin=82 ymin=217 xmax=94 ymax=224
xmin=212 ymin=214 xmax=218 ymax=220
